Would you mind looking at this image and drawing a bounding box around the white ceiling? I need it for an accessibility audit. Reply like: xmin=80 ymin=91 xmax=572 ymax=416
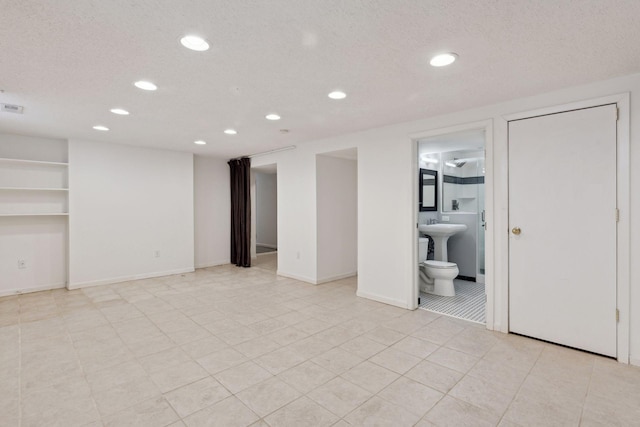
xmin=1 ymin=1 xmax=640 ymax=159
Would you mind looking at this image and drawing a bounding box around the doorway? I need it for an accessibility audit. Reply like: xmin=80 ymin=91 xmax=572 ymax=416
xmin=251 ymin=164 xmax=278 ymax=272
xmin=508 ymin=104 xmax=618 ymax=357
xmin=416 ymin=129 xmax=487 ymax=324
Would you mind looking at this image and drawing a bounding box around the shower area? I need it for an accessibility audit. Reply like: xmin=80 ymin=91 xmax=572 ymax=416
xmin=417 ymin=129 xmax=486 ymax=323
xmin=441 ymin=149 xmax=485 ymax=279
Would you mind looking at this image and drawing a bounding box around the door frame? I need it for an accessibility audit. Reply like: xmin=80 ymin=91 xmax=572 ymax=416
xmin=409 ymin=119 xmax=495 ymax=330
xmin=502 ymin=93 xmax=630 ymax=363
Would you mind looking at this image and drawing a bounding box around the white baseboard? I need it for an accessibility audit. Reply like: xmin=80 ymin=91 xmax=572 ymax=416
xmin=195 ymin=259 xmax=230 ymax=269
xmin=0 ymin=282 xmax=66 ymax=297
xmin=356 ymin=290 xmax=410 ymax=309
xmin=629 ymin=357 xmax=640 ymax=367
xmin=491 ymin=322 xmax=506 ymax=333
xmin=315 ymin=271 xmax=357 ymax=284
xmin=276 ymin=270 xmax=317 ymax=285
xmin=276 ymin=270 xmax=357 ymax=285
xmin=256 ymin=243 xmax=278 ymax=249
xmin=67 ymin=267 xmax=195 ymax=290
xmin=256 ymin=251 xmax=277 ymax=257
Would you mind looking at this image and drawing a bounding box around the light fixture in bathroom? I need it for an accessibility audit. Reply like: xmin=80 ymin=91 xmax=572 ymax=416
xmin=93 ymin=125 xmax=109 ymax=131
xmin=110 ymin=108 xmax=129 ymax=115
xmin=421 ymin=156 xmax=439 ymax=164
xmin=265 ymin=113 xmax=281 ymax=121
xmin=224 ymin=129 xmax=237 ymax=135
xmin=194 ymin=140 xmax=206 ymax=145
xmin=447 ymin=156 xmax=482 ymax=167
xmin=430 ymin=53 xmax=458 ymax=67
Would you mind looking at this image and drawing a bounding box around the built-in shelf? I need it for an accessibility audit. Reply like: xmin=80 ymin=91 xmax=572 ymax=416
xmin=0 ymin=213 xmax=69 ymax=217
xmin=0 ymin=154 xmax=69 ymax=216
xmin=0 ymin=157 xmax=68 ymax=167
xmin=0 ymin=137 xmax=69 ymax=295
xmin=0 ymin=187 xmax=69 ymax=191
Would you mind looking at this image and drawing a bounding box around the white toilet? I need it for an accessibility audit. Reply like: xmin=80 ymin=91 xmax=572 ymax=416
xmin=418 ymin=237 xmax=459 ymax=296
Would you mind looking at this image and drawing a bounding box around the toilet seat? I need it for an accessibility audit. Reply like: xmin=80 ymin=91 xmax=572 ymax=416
xmin=424 ymin=260 xmax=457 ymax=269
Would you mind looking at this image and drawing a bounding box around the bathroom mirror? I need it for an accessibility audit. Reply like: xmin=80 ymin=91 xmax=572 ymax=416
xmin=419 ymin=169 xmax=437 ymax=211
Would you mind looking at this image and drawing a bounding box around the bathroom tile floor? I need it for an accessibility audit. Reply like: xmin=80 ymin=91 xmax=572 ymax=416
xmin=419 ymin=279 xmax=485 ymax=323
xmin=1 ymin=264 xmax=639 ymax=426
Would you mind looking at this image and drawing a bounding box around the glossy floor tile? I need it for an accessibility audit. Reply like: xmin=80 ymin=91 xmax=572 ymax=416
xmin=0 ymin=262 xmax=638 ymax=426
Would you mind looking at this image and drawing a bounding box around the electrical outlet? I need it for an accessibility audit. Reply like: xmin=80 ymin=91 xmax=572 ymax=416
xmin=154 ymin=250 xmax=160 ymax=258
xmin=17 ymin=259 xmax=26 ymax=269
xmin=441 ymin=216 xmax=450 ymax=222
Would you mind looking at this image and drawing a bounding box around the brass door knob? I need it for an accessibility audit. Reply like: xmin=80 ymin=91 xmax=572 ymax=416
xmin=512 ymin=227 xmax=521 ymax=235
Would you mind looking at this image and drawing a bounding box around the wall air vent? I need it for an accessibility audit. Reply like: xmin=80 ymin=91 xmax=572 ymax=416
xmin=1 ymin=104 xmax=24 ymax=114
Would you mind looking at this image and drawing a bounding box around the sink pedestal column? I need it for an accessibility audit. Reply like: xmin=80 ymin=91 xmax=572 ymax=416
xmin=418 ymin=223 xmax=467 ymax=263
xmin=433 ymin=237 xmax=451 ymax=262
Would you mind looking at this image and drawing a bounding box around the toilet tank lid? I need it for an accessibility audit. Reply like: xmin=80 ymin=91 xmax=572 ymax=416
xmin=424 ymin=260 xmax=457 ymax=268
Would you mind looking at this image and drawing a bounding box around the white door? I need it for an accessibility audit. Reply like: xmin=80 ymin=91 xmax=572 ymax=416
xmin=508 ymin=104 xmax=617 ymax=357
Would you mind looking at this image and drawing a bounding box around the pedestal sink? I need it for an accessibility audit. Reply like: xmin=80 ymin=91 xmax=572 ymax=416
xmin=418 ymin=223 xmax=467 ymax=262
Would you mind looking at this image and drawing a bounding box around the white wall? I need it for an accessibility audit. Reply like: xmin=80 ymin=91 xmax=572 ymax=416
xmin=68 ymin=140 xmax=194 ymax=287
xmin=249 ymin=72 xmax=640 ymax=363
xmin=255 ymin=149 xmax=318 ymax=283
xmin=316 ymin=155 xmax=357 ymax=283
xmin=0 ymin=134 xmax=68 ymax=163
xmin=194 ymin=155 xmax=230 ymax=268
xmin=252 ymin=131 xmax=414 ymax=304
xmin=0 ymin=217 xmax=68 ymax=295
xmin=255 ymin=171 xmax=277 ymax=248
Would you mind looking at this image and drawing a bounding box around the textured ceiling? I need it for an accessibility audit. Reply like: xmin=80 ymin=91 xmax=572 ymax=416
xmin=1 ymin=0 xmax=640 ymax=159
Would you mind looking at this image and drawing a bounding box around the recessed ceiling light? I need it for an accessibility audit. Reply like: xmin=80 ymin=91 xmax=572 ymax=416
xmin=430 ymin=53 xmax=458 ymax=67
xmin=93 ymin=125 xmax=109 ymax=131
xmin=194 ymin=140 xmax=207 ymax=145
xmin=110 ymin=108 xmax=129 ymax=115
xmin=134 ymin=80 xmax=157 ymax=91
xmin=180 ymin=35 xmax=210 ymax=51
xmin=328 ymin=91 xmax=347 ymax=100
xmin=224 ymin=129 xmax=237 ymax=135
xmin=265 ymin=113 xmax=281 ymax=121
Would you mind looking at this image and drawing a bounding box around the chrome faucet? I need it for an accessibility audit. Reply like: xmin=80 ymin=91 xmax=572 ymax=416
xmin=428 ymin=218 xmax=438 ymax=224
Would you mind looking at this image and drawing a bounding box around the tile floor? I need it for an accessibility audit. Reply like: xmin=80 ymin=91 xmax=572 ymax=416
xmin=1 ymin=259 xmax=639 ymax=426
xmin=419 ymin=279 xmax=486 ymax=324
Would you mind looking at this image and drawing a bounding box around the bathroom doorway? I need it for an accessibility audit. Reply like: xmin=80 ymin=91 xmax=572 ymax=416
xmin=415 ymin=128 xmax=487 ymax=324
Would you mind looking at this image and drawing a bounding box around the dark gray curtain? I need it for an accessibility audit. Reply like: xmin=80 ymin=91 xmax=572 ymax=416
xmin=228 ymin=157 xmax=251 ymax=267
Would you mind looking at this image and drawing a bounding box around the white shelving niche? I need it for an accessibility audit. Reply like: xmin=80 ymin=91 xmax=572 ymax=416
xmin=0 ymin=134 xmax=69 ymax=296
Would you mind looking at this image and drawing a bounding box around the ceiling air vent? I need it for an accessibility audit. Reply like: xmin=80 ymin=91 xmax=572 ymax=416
xmin=1 ymin=104 xmax=24 ymax=114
